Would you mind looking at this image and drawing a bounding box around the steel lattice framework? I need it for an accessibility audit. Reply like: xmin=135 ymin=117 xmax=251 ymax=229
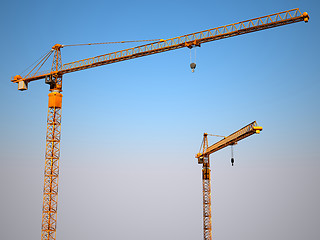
xmin=202 ymin=157 xmax=212 ymax=240
xmin=11 ymin=8 xmax=308 ymax=240
xmin=40 ymin=45 xmax=64 ymax=240
xmin=41 ymin=105 xmax=62 ymax=240
xmin=196 ymin=121 xmax=263 ymax=240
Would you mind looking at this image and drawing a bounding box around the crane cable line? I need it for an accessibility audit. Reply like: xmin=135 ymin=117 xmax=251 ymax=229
xmin=20 ymin=50 xmax=53 ymax=76
xmin=63 ymin=38 xmax=165 ymax=47
xmin=23 ymin=50 xmax=54 ymax=79
xmin=21 ymin=39 xmax=165 ymax=77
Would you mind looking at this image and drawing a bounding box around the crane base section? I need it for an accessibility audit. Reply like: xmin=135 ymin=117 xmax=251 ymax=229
xmin=48 ymin=92 xmax=63 ymax=108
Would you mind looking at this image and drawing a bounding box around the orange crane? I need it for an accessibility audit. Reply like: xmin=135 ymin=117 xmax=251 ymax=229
xmin=11 ymin=8 xmax=308 ymax=240
xmin=195 ymin=121 xmax=263 ymax=240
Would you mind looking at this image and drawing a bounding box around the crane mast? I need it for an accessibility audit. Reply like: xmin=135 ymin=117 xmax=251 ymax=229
xmin=196 ymin=121 xmax=263 ymax=240
xmin=201 ymin=154 xmax=212 ymax=240
xmin=41 ymin=45 xmax=63 ymax=240
xmin=10 ymin=8 xmax=308 ymax=240
xmin=41 ymin=92 xmax=62 ymax=240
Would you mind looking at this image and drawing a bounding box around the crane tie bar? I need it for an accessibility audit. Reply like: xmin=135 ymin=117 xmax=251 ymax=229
xmin=63 ymin=39 xmax=165 ymax=47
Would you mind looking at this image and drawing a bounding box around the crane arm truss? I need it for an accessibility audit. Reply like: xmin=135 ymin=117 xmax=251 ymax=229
xmin=198 ymin=121 xmax=262 ymax=158
xmin=11 ymin=8 xmax=308 ymax=84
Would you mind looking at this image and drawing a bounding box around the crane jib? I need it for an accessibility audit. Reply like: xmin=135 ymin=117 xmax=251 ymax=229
xmin=197 ymin=121 xmax=263 ymax=158
xmin=11 ymin=8 xmax=309 ymax=87
xmin=59 ymin=9 xmax=308 ymax=75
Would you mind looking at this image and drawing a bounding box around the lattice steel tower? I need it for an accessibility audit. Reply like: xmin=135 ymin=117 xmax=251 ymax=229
xmin=196 ymin=121 xmax=263 ymax=240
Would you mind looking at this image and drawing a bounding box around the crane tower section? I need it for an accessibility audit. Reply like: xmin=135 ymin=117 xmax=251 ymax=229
xmin=196 ymin=121 xmax=263 ymax=240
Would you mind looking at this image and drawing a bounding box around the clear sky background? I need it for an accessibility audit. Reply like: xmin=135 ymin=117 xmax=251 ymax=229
xmin=1 ymin=0 xmax=319 ymax=240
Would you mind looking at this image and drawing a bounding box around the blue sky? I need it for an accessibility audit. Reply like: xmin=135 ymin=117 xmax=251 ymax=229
xmin=1 ymin=1 xmax=319 ymax=240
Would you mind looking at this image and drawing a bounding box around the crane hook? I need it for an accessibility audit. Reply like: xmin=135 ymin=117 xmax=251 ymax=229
xmin=189 ymin=46 xmax=197 ymax=72
xmin=231 ymin=144 xmax=234 ymax=166
xmin=190 ymin=62 xmax=196 ymax=72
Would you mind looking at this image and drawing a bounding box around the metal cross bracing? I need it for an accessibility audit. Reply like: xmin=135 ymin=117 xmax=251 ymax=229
xmin=202 ymin=156 xmax=212 ymax=240
xmin=196 ymin=121 xmax=263 ymax=240
xmin=204 ymin=121 xmax=263 ymax=156
xmin=10 ymin=8 xmax=308 ymax=240
xmin=41 ymin=47 xmax=63 ymax=240
xmin=41 ymin=95 xmax=62 ymax=240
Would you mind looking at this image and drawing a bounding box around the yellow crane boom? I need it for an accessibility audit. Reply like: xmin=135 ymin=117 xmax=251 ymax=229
xmin=12 ymin=8 xmax=309 ymax=88
xmin=196 ymin=121 xmax=263 ymax=159
xmin=195 ymin=121 xmax=262 ymax=240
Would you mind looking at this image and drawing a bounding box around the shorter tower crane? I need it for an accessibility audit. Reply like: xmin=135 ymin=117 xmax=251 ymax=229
xmin=195 ymin=121 xmax=263 ymax=240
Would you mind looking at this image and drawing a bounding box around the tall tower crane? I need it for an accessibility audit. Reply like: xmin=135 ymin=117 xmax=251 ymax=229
xmin=11 ymin=8 xmax=308 ymax=240
xmin=196 ymin=121 xmax=263 ymax=240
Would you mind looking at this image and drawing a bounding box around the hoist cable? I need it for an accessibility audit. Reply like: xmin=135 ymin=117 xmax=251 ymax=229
xmin=189 ymin=47 xmax=197 ymax=63
xmin=231 ymin=145 xmax=234 ymax=158
xmin=231 ymin=145 xmax=235 ymax=166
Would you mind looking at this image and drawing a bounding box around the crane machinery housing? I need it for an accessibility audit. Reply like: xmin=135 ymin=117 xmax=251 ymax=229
xmin=11 ymin=8 xmax=309 ymax=240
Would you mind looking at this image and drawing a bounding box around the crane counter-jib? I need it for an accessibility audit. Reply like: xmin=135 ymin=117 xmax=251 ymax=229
xmin=11 ymin=8 xmax=309 ymax=88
